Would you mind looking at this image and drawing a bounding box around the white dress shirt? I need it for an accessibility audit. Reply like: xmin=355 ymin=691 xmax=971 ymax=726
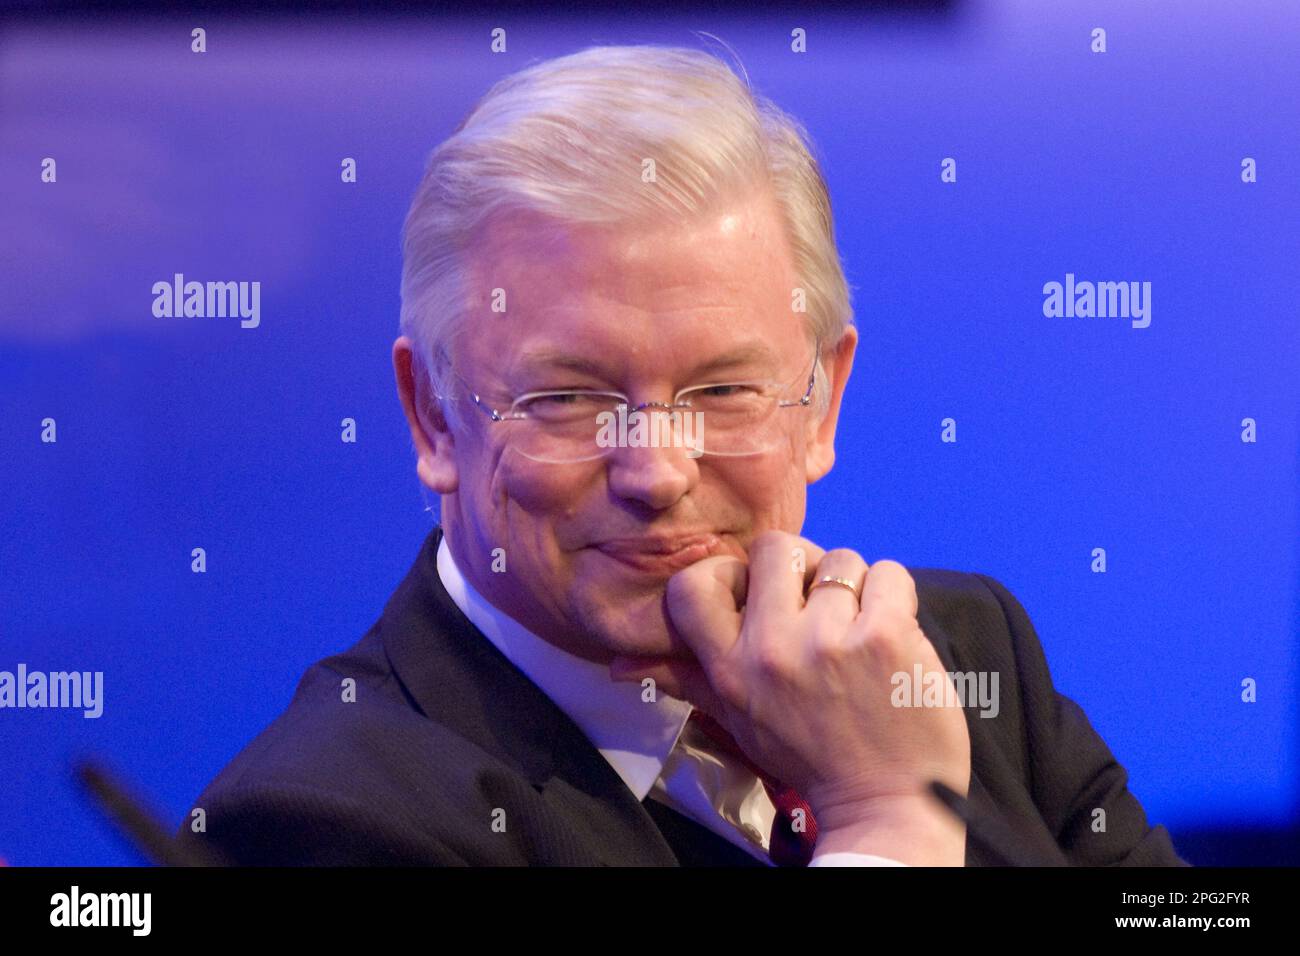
xmin=435 ymin=536 xmax=906 ymax=867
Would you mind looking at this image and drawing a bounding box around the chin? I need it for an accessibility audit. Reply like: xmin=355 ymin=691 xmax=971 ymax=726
xmin=574 ymin=584 xmax=682 ymax=661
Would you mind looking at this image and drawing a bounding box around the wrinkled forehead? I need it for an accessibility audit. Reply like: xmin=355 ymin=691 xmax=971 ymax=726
xmin=451 ymin=191 xmax=803 ymax=383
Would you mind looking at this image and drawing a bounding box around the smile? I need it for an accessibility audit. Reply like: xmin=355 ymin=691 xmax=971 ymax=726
xmin=592 ymin=534 xmax=724 ymax=574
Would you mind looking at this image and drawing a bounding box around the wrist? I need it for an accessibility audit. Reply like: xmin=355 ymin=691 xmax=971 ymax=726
xmin=812 ymin=794 xmax=966 ymax=866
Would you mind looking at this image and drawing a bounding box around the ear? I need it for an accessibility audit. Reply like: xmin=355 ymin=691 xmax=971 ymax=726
xmin=804 ymin=325 xmax=858 ymax=484
xmin=393 ymin=336 xmax=459 ymax=494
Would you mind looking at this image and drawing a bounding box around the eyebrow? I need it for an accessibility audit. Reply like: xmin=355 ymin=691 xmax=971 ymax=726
xmin=510 ymin=343 xmax=783 ymax=382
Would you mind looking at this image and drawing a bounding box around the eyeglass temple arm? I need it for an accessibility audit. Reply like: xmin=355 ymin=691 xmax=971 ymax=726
xmin=468 ymin=393 xmax=507 ymax=422
xmin=779 ymin=343 xmax=821 ymax=408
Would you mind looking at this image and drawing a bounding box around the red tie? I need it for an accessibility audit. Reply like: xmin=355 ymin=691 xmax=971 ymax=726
xmin=686 ymin=709 xmax=819 ymax=866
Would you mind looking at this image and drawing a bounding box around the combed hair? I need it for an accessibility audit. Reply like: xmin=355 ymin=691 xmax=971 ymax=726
xmin=399 ymin=43 xmax=854 ymax=417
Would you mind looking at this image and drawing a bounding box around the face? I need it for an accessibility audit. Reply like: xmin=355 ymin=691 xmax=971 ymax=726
xmin=394 ymin=186 xmax=857 ymax=666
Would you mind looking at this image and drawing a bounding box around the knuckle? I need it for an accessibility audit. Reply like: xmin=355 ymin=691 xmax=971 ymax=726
xmin=867 ymin=559 xmax=919 ymax=604
xmin=808 ymin=623 xmax=848 ymax=658
xmin=821 ymin=547 xmax=865 ymax=568
xmin=854 ymin=625 xmax=893 ymax=664
xmin=751 ymin=640 xmax=792 ymax=679
xmin=811 ymin=637 xmax=849 ymax=668
xmin=853 ymin=619 xmax=916 ymax=670
xmin=859 ymin=603 xmax=907 ymax=641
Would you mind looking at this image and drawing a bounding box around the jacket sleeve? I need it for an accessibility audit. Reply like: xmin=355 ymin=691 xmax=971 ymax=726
xmin=974 ymin=574 xmax=1190 ymax=866
xmin=174 ymin=781 xmax=470 ymax=866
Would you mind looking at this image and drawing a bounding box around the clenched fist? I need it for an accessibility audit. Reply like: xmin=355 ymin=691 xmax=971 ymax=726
xmin=609 ymin=530 xmax=972 ymax=865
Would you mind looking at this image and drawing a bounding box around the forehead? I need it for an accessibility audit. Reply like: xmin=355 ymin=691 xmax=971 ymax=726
xmin=457 ymin=188 xmax=800 ymax=376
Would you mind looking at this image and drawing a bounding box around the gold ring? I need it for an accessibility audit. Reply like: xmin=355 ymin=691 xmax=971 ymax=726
xmin=808 ymin=575 xmax=860 ymax=600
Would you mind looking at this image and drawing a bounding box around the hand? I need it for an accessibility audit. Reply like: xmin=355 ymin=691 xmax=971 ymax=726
xmin=609 ymin=530 xmax=971 ymax=865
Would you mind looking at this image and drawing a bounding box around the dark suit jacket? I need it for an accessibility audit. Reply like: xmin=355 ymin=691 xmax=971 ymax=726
xmin=177 ymin=526 xmax=1187 ymax=866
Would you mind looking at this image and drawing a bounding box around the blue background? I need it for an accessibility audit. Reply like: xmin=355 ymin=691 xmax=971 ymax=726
xmin=1 ymin=0 xmax=1296 ymax=865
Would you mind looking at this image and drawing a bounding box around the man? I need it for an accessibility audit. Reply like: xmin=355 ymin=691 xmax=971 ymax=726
xmin=178 ymin=44 xmax=1185 ymax=866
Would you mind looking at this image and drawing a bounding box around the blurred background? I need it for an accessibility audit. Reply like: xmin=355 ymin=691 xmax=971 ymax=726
xmin=1 ymin=0 xmax=1296 ymax=866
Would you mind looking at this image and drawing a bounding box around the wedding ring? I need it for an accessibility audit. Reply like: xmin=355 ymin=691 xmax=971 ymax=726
xmin=808 ymin=575 xmax=860 ymax=600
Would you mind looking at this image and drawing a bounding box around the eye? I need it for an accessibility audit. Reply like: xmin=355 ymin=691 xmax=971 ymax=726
xmin=515 ymin=391 xmax=619 ymax=422
xmin=697 ymin=384 xmax=752 ymax=397
xmin=684 ymin=383 xmax=766 ymax=402
xmin=518 ymin=392 xmax=584 ymax=412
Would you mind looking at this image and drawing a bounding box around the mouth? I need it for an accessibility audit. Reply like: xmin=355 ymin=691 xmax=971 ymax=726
xmin=592 ymin=533 xmax=725 ymax=575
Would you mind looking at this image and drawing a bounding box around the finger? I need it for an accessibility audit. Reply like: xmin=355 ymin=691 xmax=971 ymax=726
xmin=745 ymin=531 xmax=824 ymax=622
xmin=857 ymin=559 xmax=920 ymax=623
xmin=804 ymin=548 xmax=870 ymax=621
xmin=664 ymin=555 xmax=746 ymax=670
xmin=797 ymin=541 xmax=830 ymax=595
xmin=710 ymin=555 xmax=748 ymax=610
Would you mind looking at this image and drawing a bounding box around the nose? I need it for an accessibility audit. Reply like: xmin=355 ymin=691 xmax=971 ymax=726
xmin=604 ymin=437 xmax=699 ymax=510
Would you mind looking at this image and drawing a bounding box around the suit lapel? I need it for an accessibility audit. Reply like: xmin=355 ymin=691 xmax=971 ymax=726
xmin=377 ymin=526 xmax=679 ymax=865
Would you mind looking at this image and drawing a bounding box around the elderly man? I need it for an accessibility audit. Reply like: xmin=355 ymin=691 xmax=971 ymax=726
xmin=179 ymin=44 xmax=1185 ymax=867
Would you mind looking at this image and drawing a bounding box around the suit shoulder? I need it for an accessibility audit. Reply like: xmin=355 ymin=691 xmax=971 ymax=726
xmin=185 ymin=628 xmax=490 ymax=813
xmin=909 ymin=566 xmax=1021 ymax=663
xmin=909 ymin=566 xmax=1002 ymax=608
xmin=177 ymin=622 xmax=529 ymax=863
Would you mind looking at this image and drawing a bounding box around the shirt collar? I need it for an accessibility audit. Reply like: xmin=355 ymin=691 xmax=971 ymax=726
xmin=435 ymin=533 xmax=693 ymax=800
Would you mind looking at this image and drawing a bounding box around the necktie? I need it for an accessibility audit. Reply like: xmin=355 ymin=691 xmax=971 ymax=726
xmin=686 ymin=709 xmax=819 ymax=866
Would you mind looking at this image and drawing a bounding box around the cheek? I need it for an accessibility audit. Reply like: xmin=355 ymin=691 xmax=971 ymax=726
xmin=488 ymin=449 xmax=596 ymax=523
xmin=713 ymin=440 xmax=808 ymax=531
xmin=740 ymin=437 xmax=804 ymax=495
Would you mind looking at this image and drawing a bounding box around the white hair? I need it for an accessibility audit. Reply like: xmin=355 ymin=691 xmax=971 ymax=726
xmin=399 ymin=43 xmax=854 ymax=419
